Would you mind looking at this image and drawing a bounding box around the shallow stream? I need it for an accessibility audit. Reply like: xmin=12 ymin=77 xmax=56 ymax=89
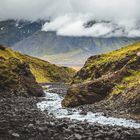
xmin=37 ymin=87 xmax=140 ymax=129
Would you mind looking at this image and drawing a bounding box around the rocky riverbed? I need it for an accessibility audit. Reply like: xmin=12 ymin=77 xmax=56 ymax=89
xmin=0 ymin=84 xmax=140 ymax=140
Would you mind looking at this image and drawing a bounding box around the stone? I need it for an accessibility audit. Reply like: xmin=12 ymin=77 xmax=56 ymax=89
xmin=75 ymin=133 xmax=82 ymax=140
xmin=28 ymin=124 xmax=34 ymax=128
xmin=79 ymin=111 xmax=87 ymax=115
xmin=12 ymin=133 xmax=20 ymax=137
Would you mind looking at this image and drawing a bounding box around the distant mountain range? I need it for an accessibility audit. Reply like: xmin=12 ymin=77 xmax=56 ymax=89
xmin=0 ymin=19 xmax=140 ymax=68
xmin=13 ymin=31 xmax=140 ymax=67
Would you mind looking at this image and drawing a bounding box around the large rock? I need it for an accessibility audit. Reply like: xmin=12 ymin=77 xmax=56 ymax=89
xmin=62 ymin=66 xmax=129 ymax=107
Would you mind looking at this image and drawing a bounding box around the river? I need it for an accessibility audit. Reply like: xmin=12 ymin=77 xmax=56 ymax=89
xmin=37 ymin=86 xmax=140 ymax=129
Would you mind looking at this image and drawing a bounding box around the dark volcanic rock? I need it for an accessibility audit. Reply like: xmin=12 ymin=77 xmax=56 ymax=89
xmin=0 ymin=96 xmax=139 ymax=140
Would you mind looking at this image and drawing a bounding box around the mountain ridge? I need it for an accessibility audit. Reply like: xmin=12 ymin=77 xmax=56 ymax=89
xmin=13 ymin=31 xmax=140 ymax=67
xmin=0 ymin=19 xmax=45 ymax=46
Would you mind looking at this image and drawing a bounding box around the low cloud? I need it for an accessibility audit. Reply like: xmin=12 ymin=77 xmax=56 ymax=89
xmin=42 ymin=15 xmax=140 ymax=37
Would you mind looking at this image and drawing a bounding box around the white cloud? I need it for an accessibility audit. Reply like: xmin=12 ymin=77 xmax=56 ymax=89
xmin=128 ymin=30 xmax=140 ymax=37
xmin=42 ymin=15 xmax=140 ymax=37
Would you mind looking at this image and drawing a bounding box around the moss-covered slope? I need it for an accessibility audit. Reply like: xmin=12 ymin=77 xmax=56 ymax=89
xmin=72 ymin=42 xmax=140 ymax=83
xmin=62 ymin=42 xmax=140 ymax=114
xmin=0 ymin=56 xmax=43 ymax=97
xmin=0 ymin=45 xmax=76 ymax=83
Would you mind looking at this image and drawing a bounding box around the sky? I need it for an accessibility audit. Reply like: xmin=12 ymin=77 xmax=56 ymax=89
xmin=0 ymin=0 xmax=140 ymax=21
xmin=0 ymin=0 xmax=140 ymax=37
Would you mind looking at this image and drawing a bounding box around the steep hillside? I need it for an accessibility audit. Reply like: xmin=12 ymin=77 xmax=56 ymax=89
xmin=0 ymin=20 xmax=45 ymax=46
xmin=0 ymin=45 xmax=75 ymax=83
xmin=62 ymin=42 xmax=140 ymax=114
xmin=0 ymin=53 xmax=43 ymax=97
xmin=73 ymin=42 xmax=140 ymax=83
xmin=13 ymin=31 xmax=140 ymax=66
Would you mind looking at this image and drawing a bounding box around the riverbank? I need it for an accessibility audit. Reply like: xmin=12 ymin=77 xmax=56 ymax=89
xmin=0 ymin=95 xmax=140 ymax=140
xmin=40 ymin=84 xmax=140 ymax=121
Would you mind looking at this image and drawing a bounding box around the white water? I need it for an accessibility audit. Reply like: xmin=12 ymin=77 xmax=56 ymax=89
xmin=37 ymin=90 xmax=140 ymax=129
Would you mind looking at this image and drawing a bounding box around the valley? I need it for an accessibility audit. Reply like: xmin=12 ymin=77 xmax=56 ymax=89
xmin=0 ymin=19 xmax=140 ymax=140
xmin=0 ymin=19 xmax=140 ymax=68
xmin=13 ymin=31 xmax=140 ymax=67
xmin=0 ymin=42 xmax=140 ymax=139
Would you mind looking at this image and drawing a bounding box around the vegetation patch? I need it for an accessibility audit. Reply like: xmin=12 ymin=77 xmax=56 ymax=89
xmin=0 ymin=46 xmax=76 ymax=83
xmin=63 ymin=42 xmax=140 ymax=114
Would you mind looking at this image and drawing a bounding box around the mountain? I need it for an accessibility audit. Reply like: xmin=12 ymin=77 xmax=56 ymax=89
xmin=0 ymin=19 xmax=45 ymax=46
xmin=13 ymin=31 xmax=140 ymax=67
xmin=62 ymin=42 xmax=140 ymax=114
xmin=0 ymin=45 xmax=75 ymax=83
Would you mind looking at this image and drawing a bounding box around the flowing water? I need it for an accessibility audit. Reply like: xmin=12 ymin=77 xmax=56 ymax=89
xmin=37 ymin=88 xmax=140 ymax=129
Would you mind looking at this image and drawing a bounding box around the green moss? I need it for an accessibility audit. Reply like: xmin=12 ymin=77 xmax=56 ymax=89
xmin=0 ymin=46 xmax=76 ymax=83
xmin=111 ymin=67 xmax=140 ymax=99
xmin=65 ymin=42 xmax=140 ymax=109
xmin=123 ymin=71 xmax=140 ymax=87
xmin=112 ymin=85 xmax=126 ymax=96
xmin=0 ymin=59 xmax=19 ymax=88
xmin=74 ymin=42 xmax=140 ymax=83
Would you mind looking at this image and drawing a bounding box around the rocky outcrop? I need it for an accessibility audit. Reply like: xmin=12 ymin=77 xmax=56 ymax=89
xmin=62 ymin=64 xmax=130 ymax=107
xmin=0 ymin=57 xmax=44 ymax=97
xmin=62 ymin=42 xmax=140 ymax=113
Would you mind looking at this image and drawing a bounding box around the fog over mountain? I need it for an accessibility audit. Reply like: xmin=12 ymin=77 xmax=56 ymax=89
xmin=42 ymin=16 xmax=140 ymax=37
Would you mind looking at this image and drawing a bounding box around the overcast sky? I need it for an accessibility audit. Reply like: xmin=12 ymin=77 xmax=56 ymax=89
xmin=0 ymin=0 xmax=140 ymax=21
xmin=0 ymin=0 xmax=140 ymax=37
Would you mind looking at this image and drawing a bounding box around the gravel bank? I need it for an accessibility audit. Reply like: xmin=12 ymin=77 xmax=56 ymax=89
xmin=0 ymin=90 xmax=140 ymax=140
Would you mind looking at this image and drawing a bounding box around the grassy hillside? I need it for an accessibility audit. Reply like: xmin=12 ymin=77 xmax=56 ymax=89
xmin=62 ymin=42 xmax=140 ymax=114
xmin=0 ymin=55 xmax=43 ymax=97
xmin=0 ymin=45 xmax=75 ymax=83
xmin=73 ymin=42 xmax=140 ymax=83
